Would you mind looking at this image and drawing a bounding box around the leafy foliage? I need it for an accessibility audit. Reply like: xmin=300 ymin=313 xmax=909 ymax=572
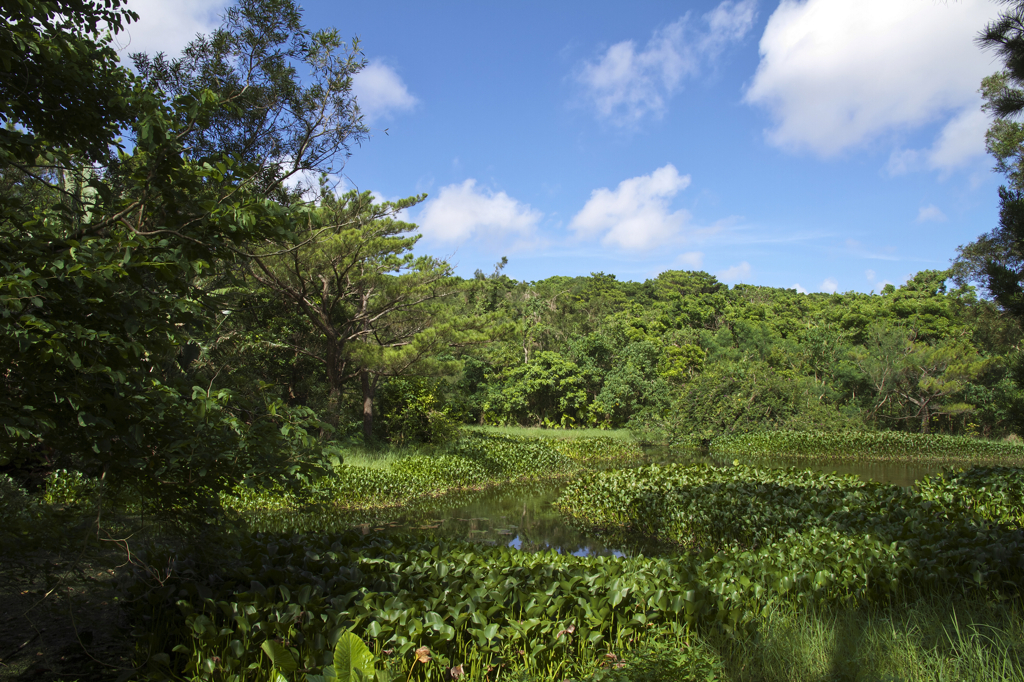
xmin=709 ymin=430 xmax=1024 ymax=464
xmin=135 ymin=457 xmax=1024 ymax=681
xmin=557 ymin=462 xmax=1024 ymax=607
xmin=222 ymin=432 xmax=645 ymax=516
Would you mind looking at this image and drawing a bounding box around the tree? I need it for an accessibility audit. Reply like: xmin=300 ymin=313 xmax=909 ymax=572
xmin=852 ymin=323 xmax=990 ymax=433
xmin=954 ymin=187 xmax=1024 ymax=318
xmin=977 ymin=2 xmax=1024 ymax=120
xmin=953 ymin=2 xmax=1024 ymax=310
xmin=244 ymin=190 xmax=486 ymax=441
xmin=0 ymin=0 xmax=138 ymax=167
xmin=483 ymin=351 xmax=591 ymax=427
xmin=0 ymin=0 xmax=364 ymax=514
xmin=131 ymin=0 xmax=367 ymax=198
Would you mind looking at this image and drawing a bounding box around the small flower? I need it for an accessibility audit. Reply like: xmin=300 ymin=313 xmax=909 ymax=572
xmin=450 ymin=664 xmax=465 ymax=679
xmin=415 ymin=646 xmax=431 ymax=664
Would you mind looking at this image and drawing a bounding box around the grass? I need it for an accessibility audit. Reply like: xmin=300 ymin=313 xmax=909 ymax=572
xmin=462 ymin=425 xmax=636 ymax=441
xmin=338 ymin=443 xmax=420 ymax=469
xmin=711 ymin=430 xmax=1024 ymax=466
xmin=336 ymin=426 xmax=635 ymax=469
xmin=705 ymin=594 xmax=1024 ymax=682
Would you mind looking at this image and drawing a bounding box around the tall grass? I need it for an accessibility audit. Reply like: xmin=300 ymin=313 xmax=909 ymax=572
xmin=706 ymin=595 xmax=1024 ymax=682
xmin=335 ymin=426 xmax=634 ymax=469
xmin=339 ymin=443 xmax=421 ymax=469
xmin=463 ymin=425 xmax=635 ymax=441
xmin=712 ymin=430 xmax=1024 ymax=465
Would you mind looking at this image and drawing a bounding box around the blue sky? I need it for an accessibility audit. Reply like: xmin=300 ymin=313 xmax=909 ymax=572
xmin=118 ymin=0 xmax=1009 ymax=293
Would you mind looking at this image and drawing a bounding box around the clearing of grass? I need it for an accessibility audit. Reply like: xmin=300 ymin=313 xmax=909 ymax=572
xmin=462 ymin=425 xmax=636 ymax=441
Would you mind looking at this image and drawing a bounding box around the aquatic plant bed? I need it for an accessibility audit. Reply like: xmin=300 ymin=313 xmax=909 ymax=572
xmin=131 ymin=463 xmax=1024 ymax=681
xmin=132 ymin=533 xmax=728 ymax=681
xmin=222 ymin=432 xmax=645 ymax=516
xmin=555 ymin=462 xmax=1024 ymax=580
xmin=710 ymin=430 xmax=1024 ymax=464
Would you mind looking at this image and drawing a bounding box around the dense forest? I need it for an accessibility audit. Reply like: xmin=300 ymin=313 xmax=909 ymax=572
xmin=6 ymin=0 xmax=1024 ymax=504
xmin=298 ymin=265 xmax=1024 ymax=442
xmin=9 ymin=1 xmax=1024 ymax=681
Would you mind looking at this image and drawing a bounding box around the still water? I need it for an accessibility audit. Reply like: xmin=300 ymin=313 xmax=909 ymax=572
xmin=275 ymin=449 xmax=952 ymax=557
xmin=246 ymin=450 xmax=959 ymax=555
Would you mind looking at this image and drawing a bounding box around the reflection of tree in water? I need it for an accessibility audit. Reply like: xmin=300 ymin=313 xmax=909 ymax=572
xmin=242 ymin=480 xmax=664 ymax=556
xmin=242 ymin=449 xmax=712 ymax=554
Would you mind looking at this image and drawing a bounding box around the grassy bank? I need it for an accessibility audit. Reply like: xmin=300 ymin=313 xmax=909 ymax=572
xmin=710 ymin=430 xmax=1024 ymax=465
xmin=707 ymin=596 xmax=1024 ymax=682
xmin=221 ymin=431 xmax=645 ymax=518
xmin=462 ymin=425 xmax=636 ymax=441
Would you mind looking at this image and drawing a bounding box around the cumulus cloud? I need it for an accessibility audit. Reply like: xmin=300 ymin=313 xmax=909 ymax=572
xmin=792 ymin=283 xmax=808 ymax=294
xmin=887 ymin=107 xmax=991 ymax=175
xmin=352 ymin=62 xmax=419 ymax=123
xmin=820 ymin=278 xmax=838 ymax=294
xmin=926 ymin=107 xmax=989 ymax=171
xmin=576 ymin=0 xmax=756 ymax=124
xmin=417 ymin=180 xmax=542 ymax=244
xmin=113 ymin=0 xmax=227 ymax=59
xmin=916 ymin=205 xmax=948 ymax=223
xmin=676 ymin=251 xmax=705 ymax=269
xmin=745 ymin=0 xmax=997 ymax=161
xmin=718 ymin=262 xmax=752 ymax=283
xmin=569 ymin=165 xmax=692 ymax=250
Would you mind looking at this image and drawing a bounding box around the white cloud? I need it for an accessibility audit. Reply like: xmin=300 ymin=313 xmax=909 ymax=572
xmin=866 ymin=269 xmax=876 ymax=281
xmin=888 ymin=106 xmax=990 ymax=175
xmin=916 ymin=205 xmax=948 ymax=223
xmin=792 ymin=283 xmax=808 ymax=294
xmin=417 ymin=180 xmax=541 ymax=243
xmin=280 ymin=168 xmax=323 ymax=201
xmin=676 ymin=251 xmax=705 ymax=269
xmin=577 ymin=0 xmax=756 ymax=124
xmin=745 ymin=0 xmax=998 ymax=158
xmin=113 ymin=0 xmax=228 ymax=59
xmin=718 ymin=261 xmax=752 ymax=283
xmin=926 ymin=107 xmax=989 ymax=170
xmin=352 ymin=62 xmax=419 ymax=123
xmin=569 ymin=164 xmax=692 ymax=250
xmin=886 ymin=148 xmax=922 ymax=177
xmin=820 ymin=278 xmax=838 ymax=294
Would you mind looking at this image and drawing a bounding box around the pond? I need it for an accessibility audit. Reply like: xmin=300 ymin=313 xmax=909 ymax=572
xmin=401 ymin=450 xmax=949 ymax=555
xmin=246 ymin=448 xmax=954 ymax=556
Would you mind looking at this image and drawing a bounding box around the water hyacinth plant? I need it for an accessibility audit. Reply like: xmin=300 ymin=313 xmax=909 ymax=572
xmin=221 ymin=432 xmax=645 ymax=516
xmin=709 ymin=431 xmax=1024 ymax=464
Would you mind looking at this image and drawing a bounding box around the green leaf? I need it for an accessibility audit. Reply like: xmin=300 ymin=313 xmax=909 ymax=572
xmin=261 ymin=640 xmax=297 ymax=674
xmin=333 ymin=632 xmax=374 ymax=682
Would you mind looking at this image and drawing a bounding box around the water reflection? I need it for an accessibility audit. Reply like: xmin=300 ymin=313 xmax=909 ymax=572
xmin=244 ymin=448 xmax=951 ymax=556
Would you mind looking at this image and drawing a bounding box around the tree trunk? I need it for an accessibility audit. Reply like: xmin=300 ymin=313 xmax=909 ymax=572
xmin=286 ymin=346 xmax=301 ymax=404
xmin=920 ymin=403 xmax=930 ymax=434
xmin=361 ymin=369 xmax=375 ymax=443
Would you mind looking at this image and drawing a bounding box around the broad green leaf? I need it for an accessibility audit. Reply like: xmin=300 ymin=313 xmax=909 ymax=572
xmin=261 ymin=641 xmax=297 ymax=674
xmin=333 ymin=632 xmax=374 ymax=682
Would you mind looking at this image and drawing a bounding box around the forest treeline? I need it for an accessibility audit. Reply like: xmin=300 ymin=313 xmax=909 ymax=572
xmin=249 ymin=264 xmax=1024 ymax=443
xmin=7 ymin=0 xmax=1024 ymax=516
